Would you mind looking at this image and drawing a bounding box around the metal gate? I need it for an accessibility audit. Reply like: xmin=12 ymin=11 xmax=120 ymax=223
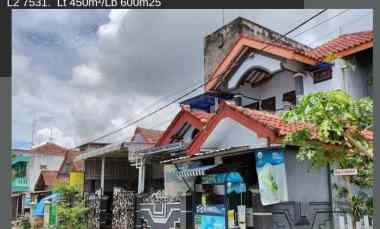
xmin=85 ymin=192 xmax=101 ymax=229
xmin=112 ymin=187 xmax=136 ymax=229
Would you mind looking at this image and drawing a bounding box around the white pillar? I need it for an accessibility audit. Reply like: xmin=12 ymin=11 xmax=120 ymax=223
xmin=138 ymin=159 xmax=145 ymax=194
xmin=101 ymin=156 xmax=105 ymax=196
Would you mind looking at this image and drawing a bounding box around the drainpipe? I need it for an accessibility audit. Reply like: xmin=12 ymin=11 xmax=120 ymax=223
xmin=340 ymin=60 xmax=348 ymax=93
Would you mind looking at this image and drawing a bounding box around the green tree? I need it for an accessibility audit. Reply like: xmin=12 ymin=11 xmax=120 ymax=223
xmin=53 ymin=183 xmax=89 ymax=229
xmin=281 ymin=90 xmax=373 ymax=222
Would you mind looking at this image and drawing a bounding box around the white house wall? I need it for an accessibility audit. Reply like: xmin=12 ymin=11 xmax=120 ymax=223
xmin=343 ymin=55 xmax=372 ymax=98
xmin=303 ymin=56 xmax=372 ymax=98
xmin=233 ymin=70 xmax=296 ymax=110
xmin=284 ymin=149 xmax=330 ymax=202
xmin=303 ymin=60 xmax=344 ymax=95
xmin=202 ymin=117 xmax=268 ymax=149
xmin=26 ymin=154 xmax=65 ymax=191
xmin=133 ymin=133 xmax=145 ymax=143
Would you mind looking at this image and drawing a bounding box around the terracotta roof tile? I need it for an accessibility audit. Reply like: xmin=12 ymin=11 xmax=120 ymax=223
xmin=190 ymin=111 xmax=214 ymax=123
xmin=225 ymin=102 xmax=373 ymax=140
xmin=305 ymin=31 xmax=373 ymax=61
xmin=134 ymin=127 xmax=164 ymax=144
xmin=40 ymin=170 xmax=59 ymax=187
xmin=29 ymin=143 xmax=68 ymax=156
xmin=63 ymin=150 xmax=85 ymax=172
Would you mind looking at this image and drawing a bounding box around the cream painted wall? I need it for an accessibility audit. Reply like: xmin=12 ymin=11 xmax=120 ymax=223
xmin=202 ymin=117 xmax=268 ymax=150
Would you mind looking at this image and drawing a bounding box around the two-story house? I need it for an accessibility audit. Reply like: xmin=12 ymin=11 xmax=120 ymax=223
xmin=151 ymin=17 xmax=372 ymax=229
xmin=11 ymin=150 xmax=31 ymax=220
xmin=198 ymin=17 xmax=372 ymax=113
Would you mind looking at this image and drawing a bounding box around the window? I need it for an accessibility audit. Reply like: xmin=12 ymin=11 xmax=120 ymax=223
xmin=40 ymin=165 xmax=47 ymax=170
xmin=312 ymin=67 xmax=332 ymax=84
xmin=245 ymin=101 xmax=260 ymax=110
xmin=283 ymin=91 xmax=297 ymax=105
xmin=261 ymin=97 xmax=276 ymax=111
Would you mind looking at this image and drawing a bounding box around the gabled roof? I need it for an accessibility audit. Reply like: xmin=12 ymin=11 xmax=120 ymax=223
xmin=156 ymin=105 xmax=213 ymax=146
xmin=36 ymin=170 xmax=60 ymax=190
xmin=205 ymin=30 xmax=373 ymax=91
xmin=187 ymin=101 xmax=373 ymax=155
xmin=205 ymin=35 xmax=317 ymax=91
xmin=305 ymin=31 xmax=373 ymax=61
xmin=58 ymin=150 xmax=84 ymax=174
xmin=132 ymin=127 xmax=164 ymax=144
xmin=29 ymin=142 xmax=68 ymax=156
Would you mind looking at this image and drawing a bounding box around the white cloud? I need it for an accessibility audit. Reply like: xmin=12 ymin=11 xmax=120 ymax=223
xmin=34 ymin=127 xmax=75 ymax=148
xmin=111 ymin=117 xmax=126 ymax=127
xmin=98 ymin=9 xmax=129 ymax=39
xmin=72 ymin=64 xmax=103 ymax=87
xmin=12 ymin=10 xmax=373 ymax=149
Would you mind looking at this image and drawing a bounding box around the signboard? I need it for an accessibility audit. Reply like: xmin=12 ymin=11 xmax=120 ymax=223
xmin=69 ymin=171 xmax=84 ymax=191
xmin=255 ymin=149 xmax=289 ymax=205
xmin=194 ymin=214 xmax=225 ymax=229
xmin=333 ymin=168 xmax=358 ymax=176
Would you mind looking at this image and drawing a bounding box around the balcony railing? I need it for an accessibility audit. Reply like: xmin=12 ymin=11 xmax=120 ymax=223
xmin=11 ymin=177 xmax=29 ymax=192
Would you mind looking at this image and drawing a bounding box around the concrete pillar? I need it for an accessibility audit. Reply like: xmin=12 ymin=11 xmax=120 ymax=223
xmin=101 ymin=156 xmax=105 ymax=196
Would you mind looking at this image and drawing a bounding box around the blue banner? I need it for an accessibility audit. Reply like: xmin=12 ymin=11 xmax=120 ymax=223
xmin=255 ymin=149 xmax=288 ymax=205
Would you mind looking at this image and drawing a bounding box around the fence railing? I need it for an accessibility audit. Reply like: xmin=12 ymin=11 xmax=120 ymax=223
xmin=337 ymin=214 xmax=372 ymax=229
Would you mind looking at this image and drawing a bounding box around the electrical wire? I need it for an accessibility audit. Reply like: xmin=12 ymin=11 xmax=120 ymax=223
xmin=74 ymin=9 xmax=345 ymax=149
xmin=291 ymin=9 xmax=351 ymax=39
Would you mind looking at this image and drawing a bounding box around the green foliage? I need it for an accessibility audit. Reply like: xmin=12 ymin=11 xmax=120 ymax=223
xmin=53 ymin=183 xmax=89 ymax=229
xmin=281 ymin=90 xmax=373 ymax=219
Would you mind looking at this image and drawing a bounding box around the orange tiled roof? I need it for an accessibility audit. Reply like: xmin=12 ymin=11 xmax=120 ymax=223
xmin=156 ymin=107 xmax=214 ymax=146
xmin=225 ymin=101 xmax=374 ymax=141
xmin=65 ymin=150 xmax=85 ymax=172
xmin=134 ymin=127 xmax=164 ymax=144
xmin=226 ymin=101 xmax=374 ymax=140
xmin=40 ymin=170 xmax=59 ymax=187
xmin=305 ymin=31 xmax=373 ymax=61
xmin=188 ymin=101 xmax=373 ymax=155
xmin=190 ymin=111 xmax=214 ymax=123
xmin=225 ymin=101 xmax=314 ymax=136
xmin=206 ymin=31 xmax=373 ymax=91
xmin=29 ymin=142 xmax=68 ymax=156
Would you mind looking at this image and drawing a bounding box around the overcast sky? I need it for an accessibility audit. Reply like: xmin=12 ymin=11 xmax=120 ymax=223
xmin=12 ymin=9 xmax=373 ymax=149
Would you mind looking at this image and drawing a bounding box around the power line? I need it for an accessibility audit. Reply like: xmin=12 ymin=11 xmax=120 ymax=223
xmin=303 ymin=11 xmax=372 ymax=47
xmin=291 ymin=9 xmax=351 ymax=39
xmin=218 ymin=9 xmax=328 ymax=88
xmin=73 ymin=82 xmax=204 ymax=148
xmin=260 ymin=9 xmax=328 ymax=52
xmin=74 ymin=9 xmax=335 ymax=149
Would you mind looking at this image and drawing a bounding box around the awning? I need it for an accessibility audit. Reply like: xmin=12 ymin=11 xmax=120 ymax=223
xmin=75 ymin=141 xmax=152 ymax=161
xmin=176 ymin=164 xmax=218 ymax=177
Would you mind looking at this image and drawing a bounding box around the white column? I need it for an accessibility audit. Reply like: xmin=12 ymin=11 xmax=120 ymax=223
xmin=101 ymin=156 xmax=105 ymax=196
xmin=138 ymin=159 xmax=145 ymax=194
